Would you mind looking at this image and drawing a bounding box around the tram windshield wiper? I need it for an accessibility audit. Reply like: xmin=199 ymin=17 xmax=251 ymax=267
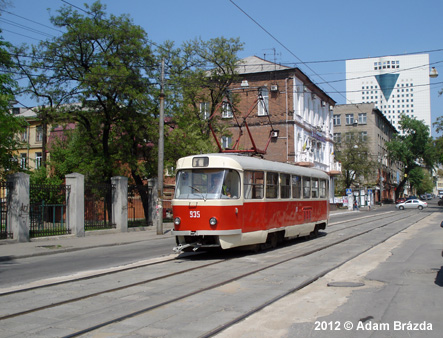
xmin=189 ymin=185 xmax=206 ymax=201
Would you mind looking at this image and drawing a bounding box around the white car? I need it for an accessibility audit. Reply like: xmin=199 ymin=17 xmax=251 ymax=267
xmin=395 ymin=199 xmax=428 ymax=210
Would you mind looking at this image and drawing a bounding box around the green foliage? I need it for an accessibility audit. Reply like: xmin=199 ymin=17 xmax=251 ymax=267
xmin=433 ymin=116 xmax=443 ymax=165
xmin=387 ymin=115 xmax=437 ymax=197
xmin=161 ymin=37 xmax=244 ymax=167
xmin=13 ymin=1 xmax=244 ymax=185
xmin=412 ymin=168 xmax=434 ymax=195
xmin=334 ymin=131 xmax=376 ymax=192
xmin=0 ymin=32 xmax=26 ymax=178
xmin=29 ymin=167 xmax=65 ymax=204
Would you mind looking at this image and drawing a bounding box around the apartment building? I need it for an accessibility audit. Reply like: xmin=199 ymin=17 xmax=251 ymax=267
xmin=208 ymin=56 xmax=341 ymax=200
xmin=346 ymin=54 xmax=431 ymax=134
xmin=333 ymin=103 xmax=400 ymax=203
xmin=11 ymin=107 xmax=44 ymax=171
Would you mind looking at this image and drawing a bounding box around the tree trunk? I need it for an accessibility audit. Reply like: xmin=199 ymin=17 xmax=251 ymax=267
xmin=131 ymin=170 xmax=152 ymax=226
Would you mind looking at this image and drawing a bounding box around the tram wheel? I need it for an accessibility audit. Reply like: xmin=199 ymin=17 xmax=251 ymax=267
xmin=309 ymin=226 xmax=319 ymax=239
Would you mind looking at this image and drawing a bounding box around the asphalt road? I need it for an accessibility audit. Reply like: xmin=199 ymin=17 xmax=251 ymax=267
xmin=0 ymin=235 xmax=176 ymax=288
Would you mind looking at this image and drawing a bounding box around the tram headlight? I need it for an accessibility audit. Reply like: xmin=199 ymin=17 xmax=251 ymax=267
xmin=174 ymin=217 xmax=181 ymax=226
xmin=209 ymin=217 xmax=218 ymax=226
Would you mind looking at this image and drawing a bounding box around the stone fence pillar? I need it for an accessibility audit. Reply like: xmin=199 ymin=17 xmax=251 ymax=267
xmin=7 ymin=172 xmax=30 ymax=242
xmin=111 ymin=176 xmax=128 ymax=232
xmin=148 ymin=178 xmax=158 ymax=227
xmin=66 ymin=173 xmax=84 ymax=237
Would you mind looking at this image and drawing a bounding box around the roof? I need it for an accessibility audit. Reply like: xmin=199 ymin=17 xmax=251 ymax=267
xmin=177 ymin=153 xmax=330 ymax=179
xmin=236 ymin=56 xmax=290 ymax=74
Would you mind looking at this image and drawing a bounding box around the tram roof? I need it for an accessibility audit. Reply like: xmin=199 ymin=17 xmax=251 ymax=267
xmin=177 ymin=153 xmax=330 ymax=179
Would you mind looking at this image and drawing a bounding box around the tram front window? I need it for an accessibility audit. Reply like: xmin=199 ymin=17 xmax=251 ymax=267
xmin=175 ymin=169 xmax=240 ymax=200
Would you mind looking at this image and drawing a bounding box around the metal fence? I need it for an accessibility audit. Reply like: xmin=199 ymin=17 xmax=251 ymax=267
xmin=128 ymin=185 xmax=152 ymax=227
xmin=85 ymin=183 xmax=115 ymax=230
xmin=29 ymin=184 xmax=70 ymax=238
xmin=0 ymin=181 xmax=12 ymax=239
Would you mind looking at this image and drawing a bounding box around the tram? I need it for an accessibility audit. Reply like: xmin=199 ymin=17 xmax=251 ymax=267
xmin=171 ymin=153 xmax=330 ymax=252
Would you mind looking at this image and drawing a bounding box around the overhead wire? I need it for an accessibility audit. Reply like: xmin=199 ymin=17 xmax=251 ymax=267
xmin=0 ymin=8 xmax=62 ymax=33
xmin=228 ymin=0 xmax=438 ymax=139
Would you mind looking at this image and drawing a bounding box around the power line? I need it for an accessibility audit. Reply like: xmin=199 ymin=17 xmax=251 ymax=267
xmin=228 ymin=0 xmax=342 ymax=99
xmin=60 ymin=0 xmax=92 ymax=15
xmin=0 ymin=17 xmax=56 ymax=38
xmin=0 ymin=8 xmax=63 ymax=33
xmin=0 ymin=28 xmax=42 ymax=41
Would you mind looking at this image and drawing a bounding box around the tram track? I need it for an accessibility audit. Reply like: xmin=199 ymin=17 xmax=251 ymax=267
xmin=0 ymin=210 xmax=431 ymax=337
xmin=0 ymin=210 xmax=398 ymax=297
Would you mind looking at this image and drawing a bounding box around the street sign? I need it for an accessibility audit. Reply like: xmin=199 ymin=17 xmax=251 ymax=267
xmin=346 ymin=188 xmax=352 ymax=195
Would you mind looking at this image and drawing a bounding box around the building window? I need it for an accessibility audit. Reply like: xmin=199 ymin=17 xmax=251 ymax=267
xmin=35 ymin=152 xmax=42 ymax=169
xmin=333 ymin=114 xmax=341 ymax=126
xmin=345 ymin=114 xmax=354 ymax=125
xmin=358 ymin=113 xmax=367 ymax=124
xmin=199 ymin=102 xmax=210 ymax=120
xmin=333 ymin=133 xmax=341 ymax=144
xmin=258 ymin=87 xmax=269 ymax=116
xmin=20 ymin=153 xmax=27 ymax=169
xmin=19 ymin=129 xmax=28 ymax=142
xmin=221 ymin=101 xmax=233 ymax=118
xmin=221 ymin=136 xmax=232 ymax=149
xmin=36 ymin=126 xmax=43 ymax=143
xmin=359 ymin=131 xmax=368 ymax=142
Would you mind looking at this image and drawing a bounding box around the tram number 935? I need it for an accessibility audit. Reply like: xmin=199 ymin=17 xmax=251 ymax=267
xmin=190 ymin=211 xmax=201 ymax=218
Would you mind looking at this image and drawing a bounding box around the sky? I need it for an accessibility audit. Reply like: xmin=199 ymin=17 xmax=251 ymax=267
xmin=1 ymin=0 xmax=443 ymax=136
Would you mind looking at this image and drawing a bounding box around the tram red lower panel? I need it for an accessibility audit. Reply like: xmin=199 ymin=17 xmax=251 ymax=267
xmin=173 ymin=200 xmax=328 ymax=233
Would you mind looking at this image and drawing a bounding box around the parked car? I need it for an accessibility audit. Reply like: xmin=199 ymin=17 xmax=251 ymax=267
xmin=395 ymin=197 xmax=406 ymax=204
xmin=406 ymin=195 xmax=418 ymax=200
xmin=396 ymin=199 xmax=428 ymax=210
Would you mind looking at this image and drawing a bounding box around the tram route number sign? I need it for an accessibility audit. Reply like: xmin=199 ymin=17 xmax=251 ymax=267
xmin=346 ymin=188 xmax=352 ymax=195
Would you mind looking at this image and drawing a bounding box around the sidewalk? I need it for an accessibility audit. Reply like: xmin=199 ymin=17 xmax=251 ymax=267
xmin=0 ymin=223 xmax=174 ymax=261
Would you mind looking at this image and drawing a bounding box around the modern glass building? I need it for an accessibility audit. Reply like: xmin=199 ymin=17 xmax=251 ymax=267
xmin=345 ymin=54 xmax=431 ymax=134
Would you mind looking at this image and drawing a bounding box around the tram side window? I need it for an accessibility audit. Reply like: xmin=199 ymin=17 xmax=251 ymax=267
xmin=292 ymin=175 xmax=302 ymax=199
xmin=280 ymin=173 xmax=291 ymax=198
xmin=244 ymin=171 xmax=264 ymax=199
xmin=319 ymin=180 xmax=327 ymax=198
xmin=303 ymin=177 xmax=311 ymax=199
xmin=311 ymin=178 xmax=319 ymax=198
xmin=266 ymin=172 xmax=279 ymax=198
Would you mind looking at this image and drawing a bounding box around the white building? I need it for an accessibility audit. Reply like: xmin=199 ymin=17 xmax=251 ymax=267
xmin=346 ymin=54 xmax=431 ymax=133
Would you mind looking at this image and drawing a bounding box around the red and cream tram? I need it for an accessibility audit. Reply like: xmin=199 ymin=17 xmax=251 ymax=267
xmin=172 ymin=153 xmax=330 ymax=251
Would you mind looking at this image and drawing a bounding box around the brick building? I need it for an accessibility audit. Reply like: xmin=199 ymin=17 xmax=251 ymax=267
xmin=210 ymin=56 xmax=341 ymax=201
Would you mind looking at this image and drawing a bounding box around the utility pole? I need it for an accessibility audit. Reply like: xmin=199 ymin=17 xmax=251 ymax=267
xmin=157 ymin=59 xmax=165 ymax=235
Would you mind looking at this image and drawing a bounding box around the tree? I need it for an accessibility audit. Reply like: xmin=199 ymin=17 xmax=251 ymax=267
xmin=433 ymin=116 xmax=443 ymax=165
xmin=334 ymin=131 xmax=376 ymax=194
xmin=410 ymin=168 xmax=434 ymax=195
xmin=0 ymin=30 xmax=25 ymax=178
xmin=160 ymin=37 xmax=244 ymax=169
xmin=14 ymin=1 xmax=156 ymax=184
xmin=386 ymin=115 xmax=437 ymax=198
xmin=13 ymin=1 xmax=245 ymax=224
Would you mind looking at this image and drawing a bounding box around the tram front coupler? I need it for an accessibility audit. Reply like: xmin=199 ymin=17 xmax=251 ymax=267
xmin=173 ymin=243 xmax=201 ymax=253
